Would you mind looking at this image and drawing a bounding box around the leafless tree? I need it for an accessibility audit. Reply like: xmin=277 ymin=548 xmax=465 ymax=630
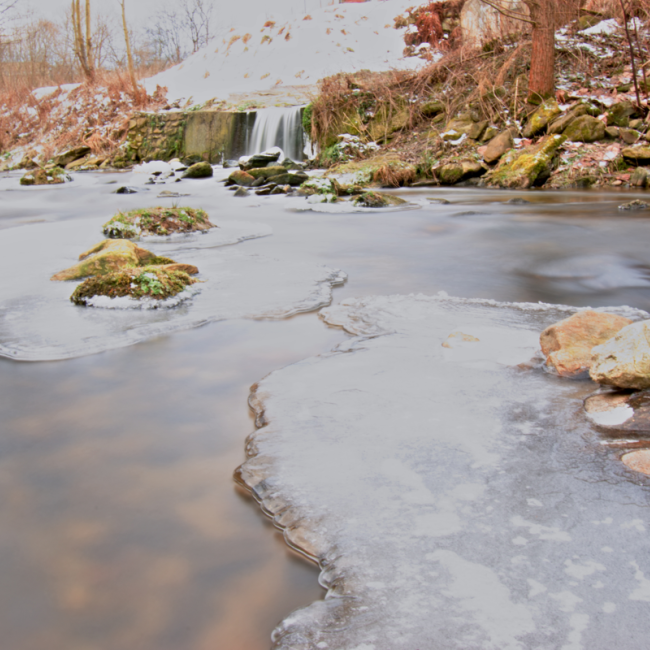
xmin=181 ymin=0 xmax=214 ymax=54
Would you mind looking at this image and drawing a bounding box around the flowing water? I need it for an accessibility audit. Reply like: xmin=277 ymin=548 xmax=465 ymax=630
xmin=1 ymin=167 xmax=650 ymax=649
xmin=246 ymin=107 xmax=306 ymax=161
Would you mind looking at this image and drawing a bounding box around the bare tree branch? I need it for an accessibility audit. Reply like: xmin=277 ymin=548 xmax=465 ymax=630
xmin=478 ymin=0 xmax=536 ymax=25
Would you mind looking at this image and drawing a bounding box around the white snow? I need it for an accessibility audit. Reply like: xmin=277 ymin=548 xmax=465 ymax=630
xmin=144 ymin=0 xmax=425 ymax=104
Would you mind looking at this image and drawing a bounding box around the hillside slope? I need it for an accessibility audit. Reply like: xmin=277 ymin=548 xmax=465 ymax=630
xmin=144 ymin=0 xmax=427 ymax=105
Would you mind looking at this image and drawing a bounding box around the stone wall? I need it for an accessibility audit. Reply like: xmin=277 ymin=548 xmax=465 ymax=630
xmin=123 ymin=110 xmax=256 ymax=165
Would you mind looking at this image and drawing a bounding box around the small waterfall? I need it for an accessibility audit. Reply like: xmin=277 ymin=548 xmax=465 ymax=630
xmin=246 ymin=106 xmax=305 ymax=161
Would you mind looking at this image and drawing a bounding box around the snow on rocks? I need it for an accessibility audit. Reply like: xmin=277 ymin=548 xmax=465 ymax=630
xmin=143 ymin=0 xmax=426 ymax=105
xmin=238 ymin=293 xmax=650 ymax=650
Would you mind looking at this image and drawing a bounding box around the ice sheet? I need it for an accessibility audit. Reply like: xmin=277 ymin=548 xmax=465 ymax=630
xmin=0 ymin=216 xmax=344 ymax=361
xmin=239 ymin=294 xmax=650 ymax=650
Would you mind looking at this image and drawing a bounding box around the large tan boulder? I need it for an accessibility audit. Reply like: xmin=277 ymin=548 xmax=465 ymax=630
xmin=482 ymin=129 xmax=514 ymax=164
xmin=590 ymin=320 xmax=650 ymax=389
xmin=540 ymin=310 xmax=633 ymax=377
xmin=460 ymin=0 xmax=530 ymax=49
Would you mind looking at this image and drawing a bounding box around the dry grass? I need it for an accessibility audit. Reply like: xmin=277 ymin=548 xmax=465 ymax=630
xmin=0 ymin=71 xmax=167 ymax=162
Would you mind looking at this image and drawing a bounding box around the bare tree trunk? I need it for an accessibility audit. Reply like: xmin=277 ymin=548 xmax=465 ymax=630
xmin=71 ymin=0 xmax=94 ymax=81
xmin=526 ymin=0 xmax=555 ymax=102
xmin=120 ymin=0 xmax=139 ymax=97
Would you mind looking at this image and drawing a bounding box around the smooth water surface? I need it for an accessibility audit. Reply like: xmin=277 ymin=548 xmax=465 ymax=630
xmin=1 ymin=169 xmax=649 ymax=648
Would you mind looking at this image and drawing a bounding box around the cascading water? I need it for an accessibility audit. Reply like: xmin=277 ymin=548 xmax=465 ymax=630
xmin=246 ymin=106 xmax=306 ymax=161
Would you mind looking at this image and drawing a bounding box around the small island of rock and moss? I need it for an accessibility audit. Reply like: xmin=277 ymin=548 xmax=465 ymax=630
xmin=102 ymin=207 xmax=215 ymax=239
xmin=51 ymin=239 xmax=199 ymax=306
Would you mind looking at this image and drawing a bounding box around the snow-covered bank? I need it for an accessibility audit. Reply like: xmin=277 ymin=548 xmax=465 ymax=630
xmin=239 ymin=294 xmax=650 ymax=649
xmin=144 ymin=0 xmax=425 ymax=105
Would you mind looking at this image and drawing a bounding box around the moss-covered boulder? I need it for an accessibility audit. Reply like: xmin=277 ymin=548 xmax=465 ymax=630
xmin=483 ymin=129 xmax=514 ymax=164
xmin=51 ymin=239 xmax=181 ymax=281
xmin=548 ymin=104 xmax=590 ymax=135
xmin=563 ymin=115 xmax=605 ymax=143
xmin=631 ymin=167 xmax=650 ymax=188
xmin=327 ymin=154 xmax=417 ymax=188
xmin=247 ymin=165 xmax=288 ymax=179
xmin=622 ymin=146 xmax=650 ymax=164
xmin=182 ymin=161 xmax=213 ymax=178
xmin=20 ymin=167 xmax=70 ymax=186
xmin=352 ymin=191 xmax=407 ymax=208
xmin=421 ymin=99 xmax=445 ymax=117
xmin=619 ymin=128 xmax=641 ymax=145
xmin=607 ymin=101 xmax=640 ymax=128
xmin=442 ymin=116 xmax=487 ymax=141
xmin=522 ymin=100 xmax=561 ymax=138
xmin=71 ymin=266 xmax=197 ymax=305
xmin=266 ymin=172 xmax=309 ymax=186
xmin=484 ymin=134 xmax=565 ymax=189
xmin=368 ymin=104 xmax=410 ymax=141
xmin=435 ymin=160 xmax=486 ymax=184
xmin=54 ymin=146 xmax=91 ymax=168
xmin=102 ymin=207 xmax=215 ymax=238
xmin=228 ymin=170 xmax=256 ymax=186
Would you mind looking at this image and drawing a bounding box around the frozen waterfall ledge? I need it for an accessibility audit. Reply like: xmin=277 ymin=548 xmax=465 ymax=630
xmin=237 ymin=294 xmax=650 ymax=650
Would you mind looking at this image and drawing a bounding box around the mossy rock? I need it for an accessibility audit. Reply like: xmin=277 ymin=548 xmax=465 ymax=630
xmin=266 ymin=172 xmax=309 ymax=186
xmin=522 ymin=100 xmax=561 ymax=138
xmin=20 ymin=167 xmax=70 ymax=186
xmin=352 ymin=191 xmax=407 ymax=208
xmin=630 ymin=167 xmax=650 ymax=188
xmin=563 ymin=115 xmax=605 ymax=143
xmin=622 ymin=146 xmax=650 ymax=164
xmin=71 ymin=266 xmax=197 ymax=305
xmin=442 ymin=117 xmax=487 ymax=141
xmin=421 ymin=99 xmax=444 ymax=117
xmin=368 ymin=104 xmax=410 ymax=141
xmin=228 ymin=170 xmax=256 ymax=186
xmin=548 ymin=104 xmax=590 ymax=135
xmin=102 ymin=207 xmax=215 ymax=238
xmin=182 ymin=162 xmax=213 ymax=178
xmin=51 ymin=239 xmax=182 ymax=281
xmin=619 ymin=128 xmax=641 ymax=145
xmin=485 ymin=134 xmax=566 ymax=189
xmin=483 ymin=129 xmax=515 ymax=164
xmin=327 ymin=154 xmax=417 ymax=188
xmin=435 ymin=160 xmax=486 ymax=185
xmin=607 ymin=102 xmax=641 ymax=128
xmin=247 ymin=165 xmax=288 ymax=179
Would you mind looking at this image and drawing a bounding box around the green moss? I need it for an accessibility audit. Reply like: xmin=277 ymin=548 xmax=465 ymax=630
xmin=71 ymin=266 xmax=196 ymax=305
xmin=302 ymin=103 xmax=313 ymax=135
xmin=353 ymin=191 xmax=407 ymax=208
xmin=102 ymin=207 xmax=214 ymax=238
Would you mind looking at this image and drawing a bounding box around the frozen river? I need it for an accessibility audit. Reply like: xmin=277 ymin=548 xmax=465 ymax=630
xmin=1 ymin=167 xmax=649 ymax=649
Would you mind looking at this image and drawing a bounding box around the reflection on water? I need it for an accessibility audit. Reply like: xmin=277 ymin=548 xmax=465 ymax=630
xmin=0 ymin=317 xmax=345 ymax=650
xmin=2 ymin=175 xmax=650 ymax=649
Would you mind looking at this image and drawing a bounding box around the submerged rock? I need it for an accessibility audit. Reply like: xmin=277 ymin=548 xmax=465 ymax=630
xmin=353 ymin=191 xmax=407 ymax=208
xmin=590 ymin=320 xmax=650 ymax=389
xmin=584 ymin=389 xmax=650 ymax=433
xmin=485 ymin=134 xmax=565 ymax=189
xmin=234 ymin=186 xmax=250 ymax=197
xmin=182 ymin=162 xmax=213 ymax=178
xmin=102 ymin=207 xmax=215 ymax=238
xmin=540 ymin=310 xmax=632 ymax=377
xmin=20 ymin=167 xmax=70 ymax=186
xmin=618 ymin=199 xmax=649 ymax=211
xmin=51 ymin=239 xmax=178 ymax=281
xmin=70 ymin=266 xmax=197 ymax=305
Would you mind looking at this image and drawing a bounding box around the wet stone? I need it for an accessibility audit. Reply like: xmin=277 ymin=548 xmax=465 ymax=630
xmin=585 ymin=390 xmax=650 ymax=434
xmin=621 ymin=449 xmax=650 ymax=475
xmin=618 ymin=199 xmax=649 ymax=211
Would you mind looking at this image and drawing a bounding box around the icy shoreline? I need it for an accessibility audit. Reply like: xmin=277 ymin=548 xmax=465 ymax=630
xmin=238 ymin=294 xmax=650 ymax=650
